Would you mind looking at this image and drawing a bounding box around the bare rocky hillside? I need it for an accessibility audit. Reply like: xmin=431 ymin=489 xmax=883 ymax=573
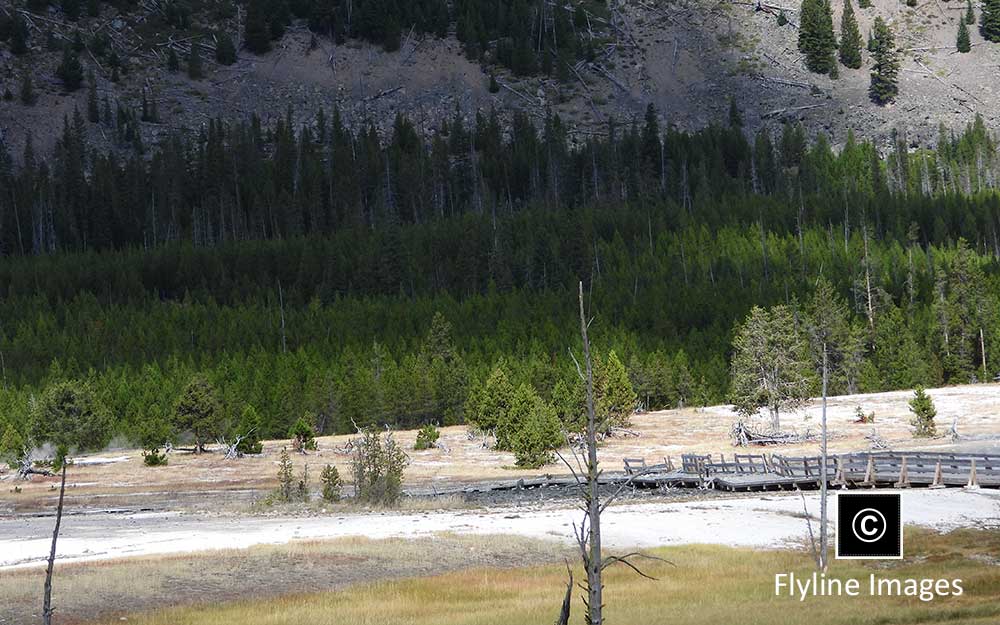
xmin=1 ymin=0 xmax=997 ymax=158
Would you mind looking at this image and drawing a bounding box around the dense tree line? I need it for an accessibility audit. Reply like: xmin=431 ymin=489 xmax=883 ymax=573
xmin=1 ymin=109 xmax=1000 ymax=458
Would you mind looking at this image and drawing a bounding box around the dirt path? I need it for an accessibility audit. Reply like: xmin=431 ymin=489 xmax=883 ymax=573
xmin=2 ymin=489 xmax=998 ymax=570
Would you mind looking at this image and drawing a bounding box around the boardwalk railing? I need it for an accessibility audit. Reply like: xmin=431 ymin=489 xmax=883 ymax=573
xmin=622 ymin=450 xmax=1000 ymax=492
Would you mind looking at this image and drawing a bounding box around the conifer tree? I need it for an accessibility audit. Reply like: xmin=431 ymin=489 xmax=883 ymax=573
xmin=245 ymin=0 xmax=272 ymax=54
xmin=215 ymin=32 xmax=237 ymax=65
xmin=908 ymin=386 xmax=937 ymax=437
xmin=799 ymin=0 xmax=837 ymax=74
xmin=839 ymin=0 xmax=863 ymax=69
xmin=20 ymin=74 xmax=36 ymax=106
xmin=10 ymin=15 xmax=28 ymax=55
xmin=187 ymin=41 xmax=204 ymax=79
xmin=56 ymin=46 xmax=83 ymax=91
xmin=173 ymin=375 xmax=223 ymax=452
xmin=958 ymin=18 xmax=972 ymax=52
xmin=858 ymin=0 xmax=871 ymax=7
xmin=869 ymin=17 xmax=899 ymax=105
xmin=966 ymin=0 xmax=976 ymax=24
xmin=167 ymin=48 xmax=180 ymax=72
xmin=981 ymin=0 xmax=1000 ymax=41
xmin=87 ymin=71 xmax=99 ymax=122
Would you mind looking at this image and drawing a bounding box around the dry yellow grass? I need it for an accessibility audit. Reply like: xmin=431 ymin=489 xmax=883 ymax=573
xmin=94 ymin=529 xmax=1000 ymax=625
xmin=1 ymin=534 xmax=567 ymax=624
xmin=4 ymin=382 xmax=999 ymax=513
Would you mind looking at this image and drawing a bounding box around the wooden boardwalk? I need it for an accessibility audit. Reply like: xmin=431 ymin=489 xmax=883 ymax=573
xmin=623 ymin=451 xmax=1000 ymax=492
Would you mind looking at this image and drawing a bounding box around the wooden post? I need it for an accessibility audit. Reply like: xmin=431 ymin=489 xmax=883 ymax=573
xmin=894 ymin=456 xmax=910 ymax=488
xmin=832 ymin=456 xmax=846 ymax=488
xmin=929 ymin=459 xmax=945 ymax=489
xmin=965 ymin=458 xmax=980 ymax=490
xmin=863 ymin=454 xmax=877 ymax=486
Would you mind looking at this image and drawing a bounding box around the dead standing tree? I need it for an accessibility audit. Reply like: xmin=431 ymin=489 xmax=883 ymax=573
xmin=42 ymin=450 xmax=69 ymax=625
xmin=556 ymin=282 xmax=665 ymax=625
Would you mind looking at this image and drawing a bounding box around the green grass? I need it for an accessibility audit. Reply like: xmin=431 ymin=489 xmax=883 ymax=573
xmin=99 ymin=528 xmax=1000 ymax=625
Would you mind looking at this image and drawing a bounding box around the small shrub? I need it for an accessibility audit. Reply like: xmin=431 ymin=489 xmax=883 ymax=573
xmin=288 ymin=416 xmax=317 ymax=452
xmin=142 ymin=448 xmax=168 ymax=466
xmin=853 ymin=406 xmax=875 ymax=424
xmin=414 ymin=424 xmax=440 ymax=450
xmin=909 ymin=386 xmax=937 ymax=438
xmin=321 ymin=464 xmax=342 ymax=502
xmin=296 ymin=463 xmax=310 ymax=501
xmin=351 ymin=427 xmax=407 ymax=506
xmin=277 ymin=447 xmax=294 ymax=501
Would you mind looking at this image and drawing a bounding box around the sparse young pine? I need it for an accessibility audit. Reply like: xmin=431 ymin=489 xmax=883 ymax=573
xmin=730 ymin=306 xmax=814 ymax=430
xmin=798 ymin=0 xmax=837 ymax=74
xmin=908 ymin=386 xmax=937 ymax=437
xmin=296 ymin=463 xmax=310 ymax=501
xmin=858 ymin=0 xmax=872 ymax=7
xmin=320 ymin=464 xmax=342 ymax=502
xmin=838 ymin=0 xmax=863 ymax=69
xmin=488 ymin=73 xmax=500 ymax=93
xmin=966 ymin=0 xmax=977 ymax=24
xmin=276 ymin=447 xmax=294 ymax=501
xmin=869 ymin=17 xmax=900 ymax=105
xmin=351 ymin=427 xmax=407 ymax=506
xmin=982 ymin=0 xmax=1000 ymax=41
xmin=777 ymin=10 xmax=788 ymax=26
xmin=215 ymin=32 xmax=237 ymax=65
xmin=958 ymin=19 xmax=972 ymax=52
xmin=413 ymin=423 xmax=440 ymax=450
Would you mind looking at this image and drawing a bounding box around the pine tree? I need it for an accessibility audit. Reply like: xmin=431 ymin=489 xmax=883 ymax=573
xmin=966 ymin=0 xmax=977 ymax=24
xmin=56 ymin=46 xmax=84 ymax=91
xmin=858 ymin=0 xmax=871 ymax=7
xmin=798 ymin=0 xmax=837 ymax=74
xmin=981 ymin=0 xmax=1000 ymax=41
xmin=869 ymin=17 xmax=899 ymax=105
xmin=173 ymin=375 xmax=224 ymax=452
xmin=958 ymin=18 xmax=972 ymax=53
xmin=167 ymin=48 xmax=180 ymax=72
xmin=10 ymin=15 xmax=29 ymax=55
xmin=87 ymin=71 xmax=99 ymax=122
xmin=908 ymin=386 xmax=937 ymax=437
xmin=596 ymin=351 xmax=637 ymax=430
xmin=187 ymin=41 xmax=204 ymax=79
xmin=838 ymin=0 xmax=863 ymax=69
xmin=215 ymin=32 xmax=237 ymax=65
xmin=20 ymin=74 xmax=36 ymax=106
xmin=245 ymin=0 xmax=272 ymax=54
xmin=320 ymin=464 xmax=342 ymax=501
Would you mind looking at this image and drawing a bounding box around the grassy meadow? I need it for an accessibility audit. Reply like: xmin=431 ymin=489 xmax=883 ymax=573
xmin=94 ymin=528 xmax=1000 ymax=625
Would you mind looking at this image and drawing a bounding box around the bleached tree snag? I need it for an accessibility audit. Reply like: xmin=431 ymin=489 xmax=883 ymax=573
xmin=556 ymin=561 xmax=573 ymax=625
xmin=819 ymin=345 xmax=829 ymax=572
xmin=42 ymin=457 xmax=68 ymax=625
xmin=555 ymin=281 xmax=665 ymax=625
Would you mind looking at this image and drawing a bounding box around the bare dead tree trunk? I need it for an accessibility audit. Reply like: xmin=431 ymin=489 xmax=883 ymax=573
xmin=579 ymin=281 xmax=603 ymax=625
xmin=819 ymin=345 xmax=829 ymax=572
xmin=43 ymin=460 xmax=67 ymax=625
